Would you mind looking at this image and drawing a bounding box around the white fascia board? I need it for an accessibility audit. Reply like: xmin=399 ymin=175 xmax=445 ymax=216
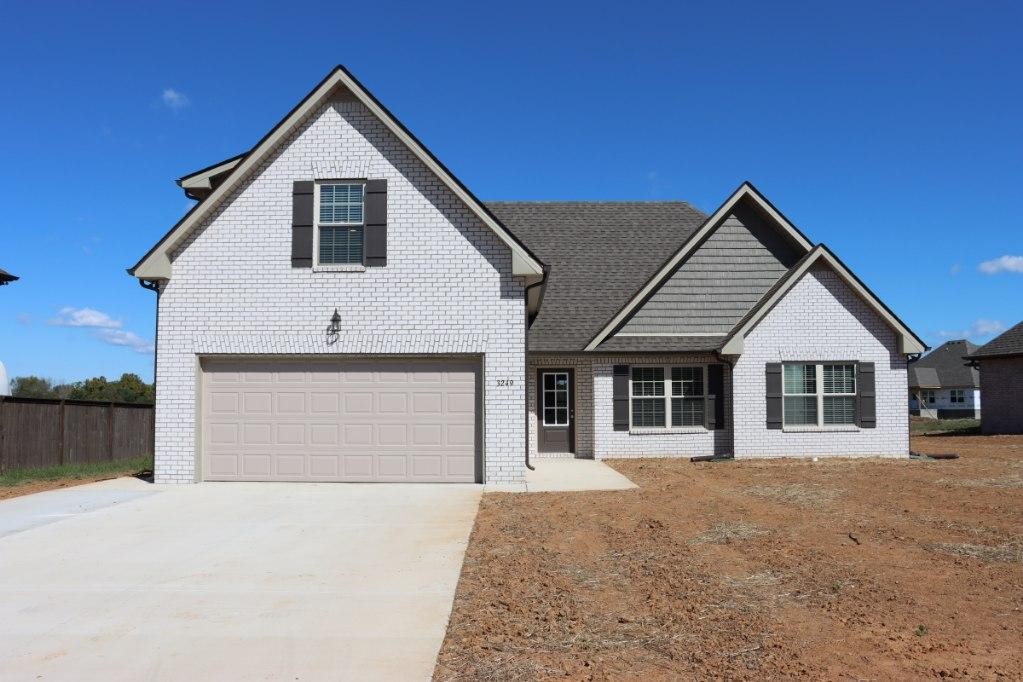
xmin=179 ymin=157 xmax=243 ymax=190
xmin=720 ymin=246 xmax=927 ymax=356
xmin=133 ymin=67 xmax=543 ymax=280
xmin=584 ymin=182 xmax=813 ymax=351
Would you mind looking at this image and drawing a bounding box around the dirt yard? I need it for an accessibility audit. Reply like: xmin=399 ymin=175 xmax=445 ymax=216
xmin=435 ymin=434 xmax=1023 ymax=680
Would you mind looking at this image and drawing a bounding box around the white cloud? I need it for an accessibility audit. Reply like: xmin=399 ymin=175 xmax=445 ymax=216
xmin=50 ymin=307 xmax=121 ymax=329
xmin=96 ymin=329 xmax=155 ymax=354
xmin=161 ymin=88 xmax=190 ymax=110
xmin=936 ymin=318 xmax=1007 ymax=341
xmin=978 ymin=255 xmax=1023 ymax=274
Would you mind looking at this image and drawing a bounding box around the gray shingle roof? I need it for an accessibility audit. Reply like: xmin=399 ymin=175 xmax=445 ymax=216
xmin=967 ymin=320 xmax=1023 ymax=359
xmin=485 ymin=201 xmax=707 ymax=351
xmin=594 ymin=336 xmax=725 ymax=353
xmin=908 ymin=339 xmax=979 ymax=388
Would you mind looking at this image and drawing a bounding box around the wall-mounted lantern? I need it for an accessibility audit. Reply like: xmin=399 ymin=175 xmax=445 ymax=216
xmin=326 ymin=307 xmax=342 ymax=345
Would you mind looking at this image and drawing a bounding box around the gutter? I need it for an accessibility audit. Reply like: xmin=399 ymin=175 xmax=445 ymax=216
xmin=523 ymin=267 xmax=550 ymax=472
xmin=138 ymin=279 xmax=161 ymax=458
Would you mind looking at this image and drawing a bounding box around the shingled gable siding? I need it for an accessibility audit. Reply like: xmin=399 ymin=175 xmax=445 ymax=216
xmin=618 ymin=204 xmax=801 ymax=335
xmin=155 ymin=96 xmax=526 ymax=484
xmin=591 ymin=354 xmax=733 ymax=458
xmin=731 ymin=263 xmax=909 ymax=459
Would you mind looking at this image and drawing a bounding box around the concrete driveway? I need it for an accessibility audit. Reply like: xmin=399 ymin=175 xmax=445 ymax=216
xmin=0 ymin=477 xmax=481 ymax=681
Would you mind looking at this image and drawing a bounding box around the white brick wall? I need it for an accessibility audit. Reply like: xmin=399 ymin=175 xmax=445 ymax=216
xmin=732 ymin=264 xmax=909 ymax=458
xmin=154 ymin=97 xmax=526 ymax=484
xmin=592 ymin=354 xmax=733 ymax=459
xmin=527 ymin=353 xmax=732 ymax=460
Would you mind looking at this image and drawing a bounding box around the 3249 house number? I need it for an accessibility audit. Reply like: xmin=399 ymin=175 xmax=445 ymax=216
xmin=496 ymin=379 xmax=515 ymax=387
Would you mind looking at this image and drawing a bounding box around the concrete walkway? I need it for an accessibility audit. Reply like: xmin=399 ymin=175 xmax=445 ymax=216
xmin=0 ymin=477 xmax=481 ymax=681
xmin=486 ymin=458 xmax=638 ymax=493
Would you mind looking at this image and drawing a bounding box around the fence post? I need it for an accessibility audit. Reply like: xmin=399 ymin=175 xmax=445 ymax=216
xmin=108 ymin=402 xmax=115 ymax=460
xmin=58 ymin=400 xmax=66 ymax=466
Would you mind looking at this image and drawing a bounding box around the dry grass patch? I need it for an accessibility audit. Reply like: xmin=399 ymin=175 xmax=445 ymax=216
xmin=744 ymin=483 xmax=838 ymax=509
xmin=929 ymin=541 xmax=1023 ymax=563
xmin=937 ymin=475 xmax=1023 ymax=489
xmin=692 ymin=521 xmax=767 ymax=544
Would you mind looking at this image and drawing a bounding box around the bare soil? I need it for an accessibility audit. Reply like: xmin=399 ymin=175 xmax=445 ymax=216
xmin=435 ymin=434 xmax=1023 ymax=680
xmin=0 ymin=472 xmax=149 ymax=501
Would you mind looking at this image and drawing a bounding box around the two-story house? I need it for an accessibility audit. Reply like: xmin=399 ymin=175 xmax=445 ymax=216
xmin=130 ymin=66 xmax=926 ymax=485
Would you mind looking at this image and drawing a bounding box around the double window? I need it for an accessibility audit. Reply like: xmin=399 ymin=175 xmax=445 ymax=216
xmin=630 ymin=366 xmax=706 ymax=428
xmin=316 ymin=182 xmax=365 ymax=265
xmin=920 ymin=389 xmax=935 ymax=404
xmin=783 ymin=363 xmax=856 ymax=427
xmin=950 ymin=389 xmax=965 ymax=404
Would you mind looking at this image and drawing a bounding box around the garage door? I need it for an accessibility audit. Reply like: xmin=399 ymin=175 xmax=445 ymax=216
xmin=201 ymin=358 xmax=479 ymax=482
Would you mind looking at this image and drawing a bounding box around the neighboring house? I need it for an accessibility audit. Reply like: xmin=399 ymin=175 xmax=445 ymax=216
xmin=908 ymin=339 xmax=980 ymax=418
xmin=0 ymin=268 xmax=18 ymax=285
xmin=966 ymin=321 xmax=1023 ymax=434
xmin=129 ymin=66 xmax=926 ymax=485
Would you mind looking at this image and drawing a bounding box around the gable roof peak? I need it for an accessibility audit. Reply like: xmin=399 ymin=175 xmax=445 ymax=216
xmin=130 ymin=65 xmax=544 ymax=280
xmin=583 ymin=182 xmax=815 ymax=350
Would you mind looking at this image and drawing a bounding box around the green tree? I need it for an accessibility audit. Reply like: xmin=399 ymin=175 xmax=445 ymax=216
xmin=12 ymin=374 xmax=154 ymax=403
xmin=11 ymin=375 xmax=59 ymax=398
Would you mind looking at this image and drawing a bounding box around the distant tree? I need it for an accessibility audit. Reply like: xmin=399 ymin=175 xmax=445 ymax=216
xmin=11 ymin=375 xmax=59 ymax=399
xmin=12 ymin=373 xmax=154 ymax=404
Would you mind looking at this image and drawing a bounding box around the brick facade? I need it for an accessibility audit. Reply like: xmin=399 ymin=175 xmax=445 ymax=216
xmin=732 ymin=264 xmax=909 ymax=458
xmin=155 ymin=97 xmax=527 ymax=483
xmin=978 ymin=357 xmax=1023 ymax=434
xmin=528 ymin=353 xmax=732 ymax=460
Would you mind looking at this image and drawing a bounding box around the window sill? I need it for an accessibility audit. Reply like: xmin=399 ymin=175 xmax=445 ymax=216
xmin=782 ymin=425 xmax=860 ymax=433
xmin=629 ymin=427 xmax=708 ymax=435
xmin=313 ymin=264 xmax=366 ymax=273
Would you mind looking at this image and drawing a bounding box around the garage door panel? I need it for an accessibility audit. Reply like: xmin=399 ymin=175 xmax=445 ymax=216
xmin=203 ymin=358 xmax=478 ymax=482
xmin=242 ymin=454 xmax=272 ymax=477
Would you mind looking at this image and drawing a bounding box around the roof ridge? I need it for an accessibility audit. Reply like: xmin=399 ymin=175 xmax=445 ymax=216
xmin=484 ymin=200 xmax=699 ymax=206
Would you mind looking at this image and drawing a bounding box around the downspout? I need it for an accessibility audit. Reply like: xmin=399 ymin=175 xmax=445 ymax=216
xmin=523 ymin=267 xmax=550 ymax=472
xmin=138 ymin=278 xmax=161 ymax=461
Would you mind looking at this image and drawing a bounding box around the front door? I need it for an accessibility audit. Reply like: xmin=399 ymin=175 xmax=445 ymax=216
xmin=537 ymin=369 xmax=574 ymax=453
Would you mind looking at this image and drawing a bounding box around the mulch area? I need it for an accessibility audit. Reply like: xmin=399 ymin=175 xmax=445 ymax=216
xmin=435 ymin=434 xmax=1023 ymax=680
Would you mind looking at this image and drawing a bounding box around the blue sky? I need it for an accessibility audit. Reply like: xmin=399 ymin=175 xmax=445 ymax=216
xmin=1 ymin=1 xmax=1021 ymax=383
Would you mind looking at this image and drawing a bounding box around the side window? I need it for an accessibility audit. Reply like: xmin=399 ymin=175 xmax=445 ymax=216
xmin=783 ymin=363 xmax=856 ymax=427
xmin=630 ymin=367 xmax=665 ymax=427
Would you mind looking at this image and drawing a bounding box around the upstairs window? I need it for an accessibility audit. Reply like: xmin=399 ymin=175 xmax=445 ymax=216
xmin=317 ymin=183 xmax=364 ymax=265
xmin=783 ymin=363 xmax=857 ymax=427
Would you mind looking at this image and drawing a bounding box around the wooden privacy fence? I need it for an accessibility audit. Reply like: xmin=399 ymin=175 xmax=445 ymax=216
xmin=0 ymin=396 xmax=154 ymax=473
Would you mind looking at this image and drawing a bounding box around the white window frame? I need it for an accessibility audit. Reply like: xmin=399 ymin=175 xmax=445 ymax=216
xmin=541 ymin=371 xmax=571 ymax=427
xmin=921 ymin=389 xmax=935 ymax=404
xmin=949 ymin=388 xmax=966 ymax=404
xmin=629 ymin=364 xmax=708 ymax=430
xmin=313 ymin=180 xmax=366 ymax=268
xmin=782 ymin=363 xmax=858 ymax=429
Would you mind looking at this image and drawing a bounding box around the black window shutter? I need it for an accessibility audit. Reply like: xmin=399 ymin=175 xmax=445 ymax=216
xmin=707 ymin=363 xmax=725 ymax=430
xmin=613 ymin=365 xmax=630 ymax=431
xmin=291 ymin=181 xmax=314 ymax=267
xmin=364 ymin=179 xmax=387 ymax=267
xmin=857 ymin=362 xmax=876 ymax=428
xmin=766 ymin=363 xmax=783 ymax=429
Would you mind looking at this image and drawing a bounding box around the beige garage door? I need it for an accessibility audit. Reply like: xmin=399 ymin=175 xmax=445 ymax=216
xmin=201 ymin=358 xmax=479 ymax=482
